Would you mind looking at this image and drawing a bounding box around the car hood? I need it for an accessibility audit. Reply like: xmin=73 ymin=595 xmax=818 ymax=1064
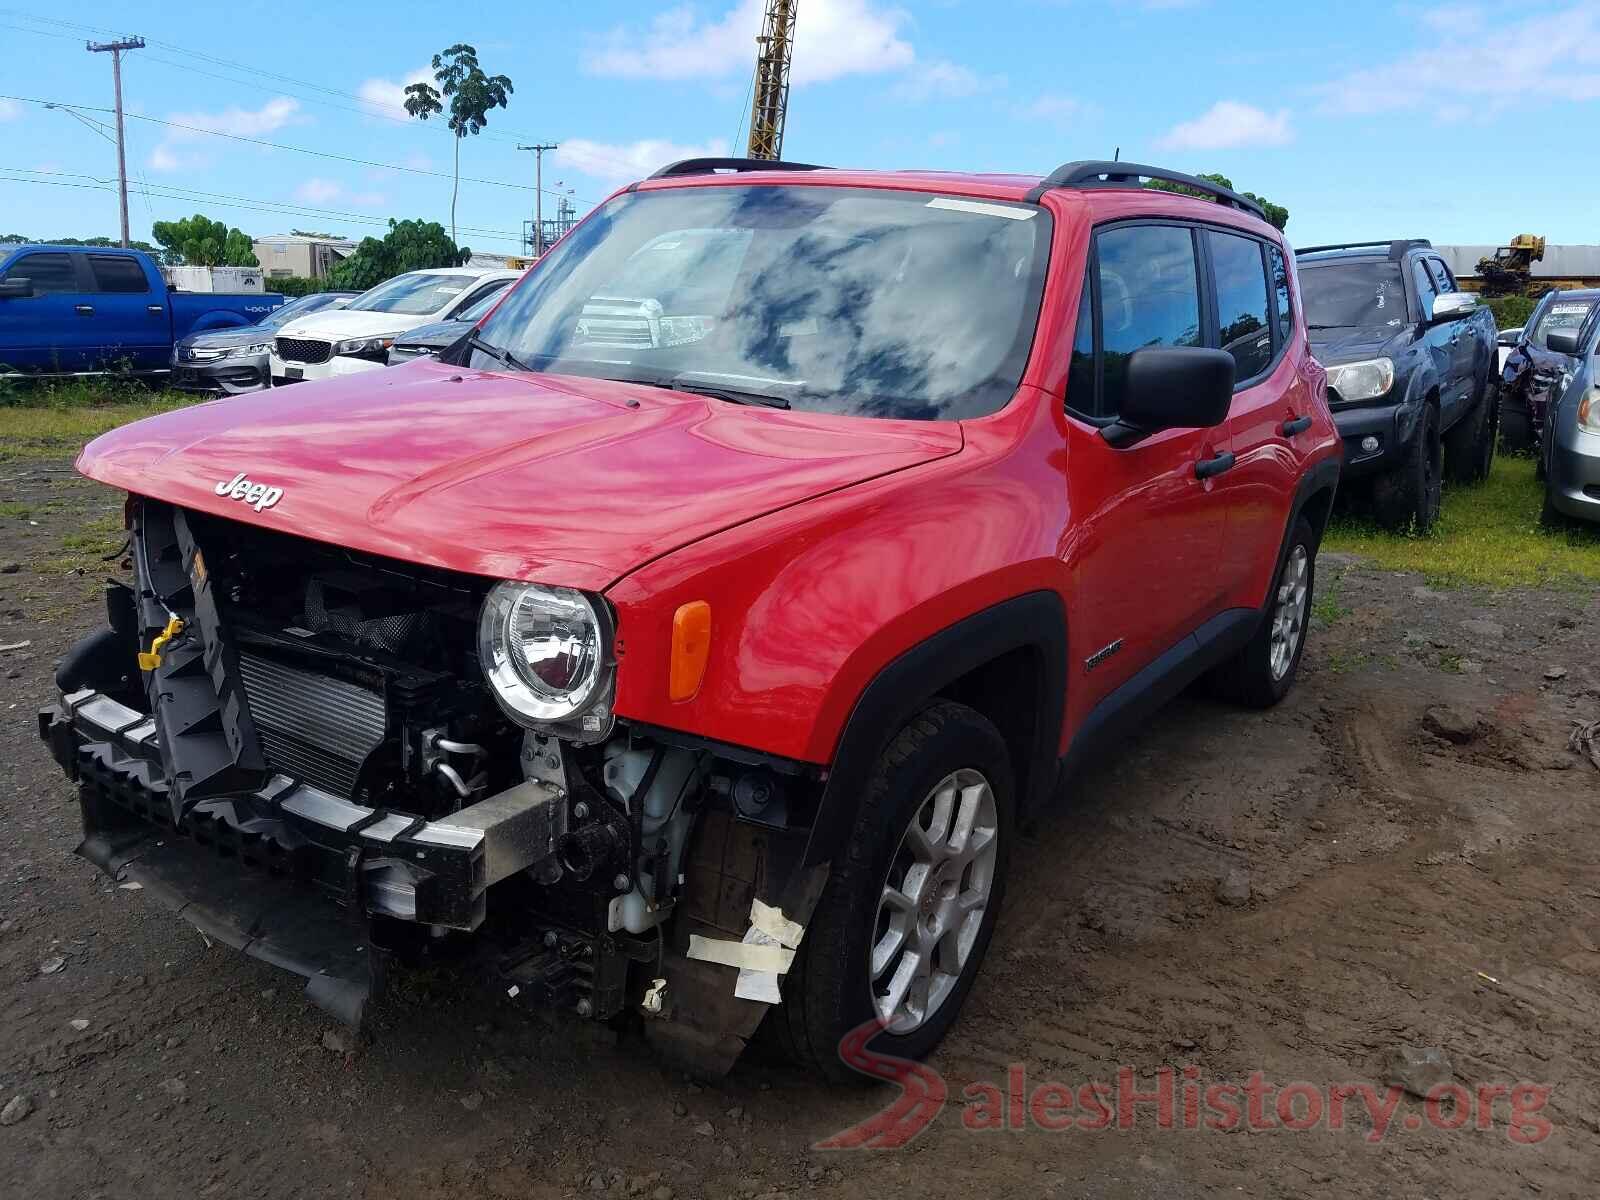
xmin=76 ymin=360 xmax=964 ymax=592
xmin=394 ymin=317 xmax=470 ymax=348
xmin=274 ymin=308 xmax=446 ymax=341
xmin=177 ymin=326 xmax=277 ymax=351
xmin=1308 ymin=325 xmax=1406 ymax=365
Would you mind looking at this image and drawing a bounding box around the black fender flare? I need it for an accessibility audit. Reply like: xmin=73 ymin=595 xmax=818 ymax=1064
xmin=800 ymin=590 xmax=1067 ymax=872
xmin=1394 ymin=361 xmax=1439 ymax=448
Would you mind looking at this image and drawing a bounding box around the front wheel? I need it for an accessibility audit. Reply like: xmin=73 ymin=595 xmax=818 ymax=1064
xmin=1373 ymin=405 xmax=1442 ymax=532
xmin=1445 ymin=377 xmax=1498 ymax=484
xmin=772 ymin=701 xmax=1014 ymax=1082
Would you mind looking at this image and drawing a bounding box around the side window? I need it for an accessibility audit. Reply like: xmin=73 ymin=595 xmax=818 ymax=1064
xmin=1426 ymin=258 xmax=1455 ymax=295
xmin=454 ymin=279 xmax=510 ymax=315
xmin=2 ymin=252 xmax=78 ymax=294
xmin=1096 ymin=224 xmax=1201 ymax=416
xmin=1066 ymin=275 xmax=1096 ymax=416
xmin=1412 ymin=259 xmax=1438 ymax=319
xmin=1208 ymin=230 xmax=1272 ymax=381
xmin=87 ymin=255 xmax=150 ymax=294
xmin=1269 ymin=244 xmax=1293 ymax=347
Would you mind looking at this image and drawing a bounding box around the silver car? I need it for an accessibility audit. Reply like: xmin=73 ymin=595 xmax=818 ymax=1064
xmin=1541 ymin=318 xmax=1600 ymax=524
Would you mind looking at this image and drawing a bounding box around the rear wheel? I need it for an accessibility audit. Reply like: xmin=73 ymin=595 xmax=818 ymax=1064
xmin=772 ymin=701 xmax=1014 ymax=1082
xmin=1445 ymin=375 xmax=1498 ymax=484
xmin=1209 ymin=517 xmax=1316 ymax=708
xmin=1373 ymin=405 xmax=1442 ymax=532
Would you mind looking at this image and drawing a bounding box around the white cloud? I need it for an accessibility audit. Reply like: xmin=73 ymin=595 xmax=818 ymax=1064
xmin=0 ymin=98 xmax=20 ymax=122
xmin=1156 ymin=100 xmax=1292 ymax=150
xmin=357 ymin=66 xmax=435 ymax=115
xmin=294 ymin=177 xmax=386 ymax=208
xmin=583 ymin=0 xmax=913 ymax=85
xmin=166 ymin=96 xmax=303 ymax=141
xmin=1317 ymin=6 xmax=1600 ymax=116
xmin=892 ymin=60 xmax=1004 ymax=102
xmin=147 ymin=144 xmax=182 ymax=172
xmin=1019 ymin=92 xmax=1091 ymax=124
xmin=555 ymin=137 xmax=732 ymax=186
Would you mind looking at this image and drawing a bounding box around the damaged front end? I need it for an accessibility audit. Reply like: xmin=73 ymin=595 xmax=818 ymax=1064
xmin=40 ymin=498 xmax=826 ymax=1072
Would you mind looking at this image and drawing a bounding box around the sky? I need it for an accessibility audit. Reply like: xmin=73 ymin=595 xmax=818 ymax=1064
xmin=2 ymin=0 xmax=1598 ymax=253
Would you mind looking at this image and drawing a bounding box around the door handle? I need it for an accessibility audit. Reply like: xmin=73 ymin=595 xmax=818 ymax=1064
xmin=147 ymin=305 xmax=165 ymax=315
xmin=1195 ymin=451 xmax=1236 ymax=480
xmin=74 ymin=304 xmax=94 ymax=316
xmin=1280 ymin=415 xmax=1313 ymax=437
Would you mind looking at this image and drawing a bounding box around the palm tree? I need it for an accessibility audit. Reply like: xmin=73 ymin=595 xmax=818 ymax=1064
xmin=403 ymin=44 xmax=513 ymax=246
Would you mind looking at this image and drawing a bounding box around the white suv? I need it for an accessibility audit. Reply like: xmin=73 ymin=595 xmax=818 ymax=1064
xmin=270 ymin=267 xmax=521 ymax=385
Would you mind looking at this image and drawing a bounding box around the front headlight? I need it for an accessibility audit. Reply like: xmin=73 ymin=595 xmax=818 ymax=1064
xmin=478 ymin=581 xmax=615 ymax=734
xmin=334 ymin=335 xmax=396 ymax=359
xmin=1580 ymin=390 xmax=1600 ymax=435
xmin=241 ymin=342 xmax=271 ymax=356
xmin=1326 ymin=357 xmax=1395 ymax=403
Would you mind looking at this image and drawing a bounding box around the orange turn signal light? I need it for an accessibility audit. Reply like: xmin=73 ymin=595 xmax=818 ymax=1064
xmin=669 ymin=601 xmax=712 ymax=702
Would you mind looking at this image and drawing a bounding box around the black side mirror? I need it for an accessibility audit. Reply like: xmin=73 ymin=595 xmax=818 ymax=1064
xmin=0 ymin=277 xmax=33 ymax=299
xmin=1102 ymin=347 xmax=1235 ymax=447
xmin=1546 ymin=329 xmax=1582 ymax=356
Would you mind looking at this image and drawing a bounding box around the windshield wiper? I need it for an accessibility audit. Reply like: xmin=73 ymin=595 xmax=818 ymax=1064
xmin=460 ymin=330 xmax=534 ymax=372
xmin=668 ymin=371 xmax=797 ymax=409
xmin=1306 ymin=323 xmax=1349 ymax=330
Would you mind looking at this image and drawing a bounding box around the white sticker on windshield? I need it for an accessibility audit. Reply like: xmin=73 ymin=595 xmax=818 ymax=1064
xmin=1551 ymin=304 xmax=1589 ymax=315
xmin=926 ymin=197 xmax=1037 ymax=220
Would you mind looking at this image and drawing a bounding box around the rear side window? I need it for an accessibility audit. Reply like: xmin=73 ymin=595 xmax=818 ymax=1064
xmin=87 ymin=255 xmax=150 ymax=294
xmin=2 ymin=251 xmax=78 ymax=293
xmin=1208 ymin=230 xmax=1272 ymax=381
xmin=1269 ymin=245 xmax=1293 ymax=346
xmin=1096 ymin=224 xmax=1201 ymax=416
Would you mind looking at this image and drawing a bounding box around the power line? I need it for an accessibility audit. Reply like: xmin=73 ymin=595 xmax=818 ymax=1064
xmin=0 ymin=92 xmax=600 ymax=206
xmin=0 ymin=170 xmax=528 ymax=246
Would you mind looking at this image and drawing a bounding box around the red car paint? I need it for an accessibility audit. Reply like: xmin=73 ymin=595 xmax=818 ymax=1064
xmin=77 ymin=169 xmax=1339 ymax=769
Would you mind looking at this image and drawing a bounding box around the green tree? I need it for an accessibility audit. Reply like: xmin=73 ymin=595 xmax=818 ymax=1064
xmin=1147 ymin=173 xmax=1289 ymax=232
xmin=151 ymin=214 xmax=260 ymax=266
xmin=325 ymin=218 xmax=468 ymax=292
xmin=404 ymin=44 xmax=513 ymax=246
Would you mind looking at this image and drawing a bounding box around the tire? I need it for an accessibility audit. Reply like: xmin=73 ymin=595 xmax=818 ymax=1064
xmin=1500 ymin=390 xmax=1533 ymax=453
xmin=1444 ymin=375 xmax=1498 ymax=484
xmin=1372 ymin=404 xmax=1442 ymax=532
xmin=1209 ymin=516 xmax=1316 ymax=708
xmin=772 ymin=701 xmax=1015 ymax=1083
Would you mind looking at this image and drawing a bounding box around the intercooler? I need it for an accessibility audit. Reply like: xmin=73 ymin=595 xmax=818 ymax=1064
xmin=236 ymin=650 xmax=386 ymax=799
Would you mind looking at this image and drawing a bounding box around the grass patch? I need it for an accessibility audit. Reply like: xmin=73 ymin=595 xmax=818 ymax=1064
xmin=1324 ymin=456 xmax=1600 ymax=588
xmin=0 ymin=383 xmax=195 ymax=462
xmin=1311 ymin=570 xmax=1350 ymax=627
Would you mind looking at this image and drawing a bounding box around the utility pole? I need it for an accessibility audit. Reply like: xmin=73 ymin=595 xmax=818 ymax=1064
xmin=87 ymin=36 xmax=144 ymax=248
xmin=517 ymin=143 xmax=559 ymax=256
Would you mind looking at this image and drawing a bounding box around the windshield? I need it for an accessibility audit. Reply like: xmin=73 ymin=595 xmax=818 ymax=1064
xmin=347 ymin=273 xmax=474 ymax=316
xmin=470 ymin=185 xmax=1052 ymax=420
xmin=1530 ymin=298 xmax=1595 ymax=350
xmin=262 ymin=292 xmax=345 ymax=329
xmin=1299 ymin=261 xmax=1407 ymax=329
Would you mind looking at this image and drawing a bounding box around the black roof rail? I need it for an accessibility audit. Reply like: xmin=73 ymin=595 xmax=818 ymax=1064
xmin=647 ymin=156 xmax=828 ymax=180
xmin=1027 ymin=160 xmax=1267 ymax=221
xmin=1294 ymin=239 xmax=1432 ymax=261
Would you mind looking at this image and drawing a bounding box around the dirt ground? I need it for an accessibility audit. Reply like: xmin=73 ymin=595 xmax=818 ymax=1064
xmin=2 ymin=458 xmax=1598 ymax=1200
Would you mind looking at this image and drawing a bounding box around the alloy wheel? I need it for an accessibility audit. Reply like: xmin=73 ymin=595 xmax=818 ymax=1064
xmin=1269 ymin=544 xmax=1310 ymax=681
xmin=869 ymin=768 xmax=999 ymax=1035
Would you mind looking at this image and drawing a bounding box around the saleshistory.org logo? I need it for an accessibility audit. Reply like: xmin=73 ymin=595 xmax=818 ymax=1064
xmin=214 ymin=472 xmax=284 ymax=513
xmin=816 ymin=1020 xmax=1553 ymax=1149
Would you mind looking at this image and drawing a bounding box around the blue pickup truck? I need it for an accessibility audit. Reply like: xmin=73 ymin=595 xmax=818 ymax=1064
xmin=0 ymin=244 xmax=283 ymax=377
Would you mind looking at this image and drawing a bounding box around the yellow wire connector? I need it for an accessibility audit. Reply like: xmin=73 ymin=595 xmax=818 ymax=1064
xmin=137 ymin=615 xmax=185 ymax=672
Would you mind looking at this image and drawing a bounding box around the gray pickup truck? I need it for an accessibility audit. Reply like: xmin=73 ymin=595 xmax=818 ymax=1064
xmin=1296 ymin=239 xmax=1498 ymax=531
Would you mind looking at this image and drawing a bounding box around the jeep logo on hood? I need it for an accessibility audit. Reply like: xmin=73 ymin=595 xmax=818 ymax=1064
xmin=214 ymin=472 xmax=283 ymax=512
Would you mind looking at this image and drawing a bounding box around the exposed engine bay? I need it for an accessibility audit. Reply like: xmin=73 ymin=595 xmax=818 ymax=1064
xmin=40 ymin=498 xmax=824 ymax=1068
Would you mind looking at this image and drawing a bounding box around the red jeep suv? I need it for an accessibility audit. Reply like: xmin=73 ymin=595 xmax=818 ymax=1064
xmin=41 ymin=158 xmax=1339 ymax=1080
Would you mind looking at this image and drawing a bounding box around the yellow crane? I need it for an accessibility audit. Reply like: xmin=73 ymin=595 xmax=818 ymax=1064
xmin=747 ymin=0 xmax=796 ymax=159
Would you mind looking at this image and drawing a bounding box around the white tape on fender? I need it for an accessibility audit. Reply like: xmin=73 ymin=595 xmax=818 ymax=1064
xmin=686 ymin=933 xmax=795 ymax=975
xmin=749 ymin=898 xmax=804 ymax=949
